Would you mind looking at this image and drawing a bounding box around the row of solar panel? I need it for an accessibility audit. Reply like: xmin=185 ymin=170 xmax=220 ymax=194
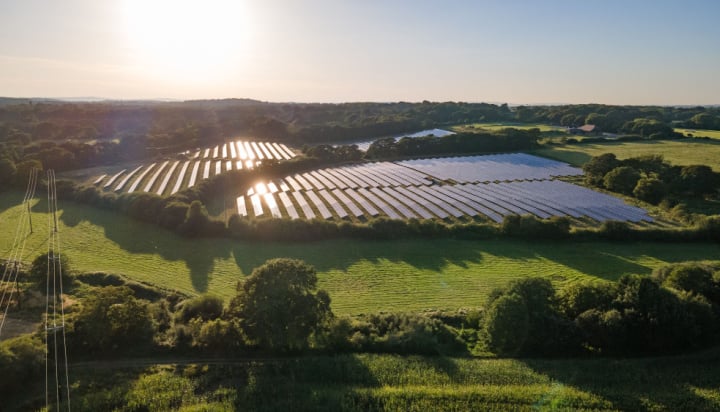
xmin=191 ymin=141 xmax=294 ymax=161
xmin=396 ymin=153 xmax=584 ymax=183
xmin=236 ymin=180 xmax=652 ymax=223
xmin=93 ymin=158 xmax=262 ymax=195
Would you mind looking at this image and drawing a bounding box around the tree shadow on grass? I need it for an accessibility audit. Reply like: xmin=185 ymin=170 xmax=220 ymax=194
xmin=56 ymin=201 xmax=234 ymax=293
xmin=521 ymin=348 xmax=720 ymax=411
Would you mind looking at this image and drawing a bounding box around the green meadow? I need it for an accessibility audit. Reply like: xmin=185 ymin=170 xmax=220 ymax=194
xmin=675 ymin=128 xmax=720 ymax=139
xmin=534 ymin=139 xmax=720 ymax=171
xmin=1 ymin=191 xmax=718 ymax=314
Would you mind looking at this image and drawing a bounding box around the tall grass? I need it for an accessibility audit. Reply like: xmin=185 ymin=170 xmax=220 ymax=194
xmin=12 ymin=350 xmax=720 ymax=411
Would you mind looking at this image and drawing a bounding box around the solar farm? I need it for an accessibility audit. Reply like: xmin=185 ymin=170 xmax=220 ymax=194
xmin=90 ymin=140 xmax=296 ymax=195
xmin=88 ymin=139 xmax=653 ymax=225
xmin=236 ymin=153 xmax=653 ymax=224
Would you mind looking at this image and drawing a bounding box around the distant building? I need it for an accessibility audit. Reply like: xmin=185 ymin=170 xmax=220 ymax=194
xmin=568 ymin=124 xmax=599 ymax=135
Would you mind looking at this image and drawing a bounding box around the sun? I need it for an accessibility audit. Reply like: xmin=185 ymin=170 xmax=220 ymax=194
xmin=120 ymin=0 xmax=251 ymax=81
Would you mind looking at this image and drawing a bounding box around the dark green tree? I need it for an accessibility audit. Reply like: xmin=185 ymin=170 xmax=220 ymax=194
xmin=603 ymin=166 xmax=641 ymax=194
xmin=633 ymin=177 xmax=667 ymax=204
xmin=228 ymin=258 xmax=332 ymax=351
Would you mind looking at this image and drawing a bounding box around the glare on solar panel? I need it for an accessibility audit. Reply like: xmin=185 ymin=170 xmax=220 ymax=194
xmin=291 ymin=191 xmax=315 ymax=219
xmin=278 ymin=192 xmax=299 ymax=219
xmin=128 ymin=163 xmax=155 ymax=193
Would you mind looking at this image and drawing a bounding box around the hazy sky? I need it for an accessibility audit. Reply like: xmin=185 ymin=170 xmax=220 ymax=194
xmin=1 ymin=0 xmax=719 ymax=104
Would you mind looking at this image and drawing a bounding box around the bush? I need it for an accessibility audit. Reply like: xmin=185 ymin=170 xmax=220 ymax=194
xmin=603 ymin=166 xmax=640 ymax=194
xmin=484 ymin=293 xmax=529 ymax=355
xmin=176 ymin=294 xmax=224 ymax=323
xmin=633 ymin=177 xmax=667 ymax=204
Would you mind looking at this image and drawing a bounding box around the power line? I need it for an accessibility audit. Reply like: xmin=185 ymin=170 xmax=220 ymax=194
xmin=45 ymin=169 xmax=71 ymax=411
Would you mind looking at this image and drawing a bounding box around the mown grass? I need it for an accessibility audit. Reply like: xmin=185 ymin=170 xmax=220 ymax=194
xmin=675 ymin=128 xmax=720 ymax=139
xmin=11 ymin=349 xmax=720 ymax=411
xmin=534 ymin=139 xmax=720 ymax=171
xmin=451 ymin=122 xmax=567 ymax=133
xmin=2 ymin=191 xmax=719 ymax=315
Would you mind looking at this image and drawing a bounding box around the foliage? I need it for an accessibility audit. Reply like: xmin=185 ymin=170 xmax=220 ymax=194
xmin=29 ymin=250 xmax=72 ymax=287
xmin=227 ymin=258 xmax=332 ymax=351
xmin=0 ymin=335 xmax=44 ymax=397
xmin=320 ymin=313 xmax=467 ymax=356
xmin=603 ymin=166 xmax=640 ymax=195
xmin=176 ymin=294 xmax=224 ymax=323
xmin=69 ymin=286 xmax=155 ymax=353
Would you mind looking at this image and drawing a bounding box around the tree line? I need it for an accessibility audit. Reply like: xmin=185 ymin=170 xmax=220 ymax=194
xmin=3 ymin=256 xmax=719 ymax=398
xmin=583 ymin=153 xmax=720 ymax=205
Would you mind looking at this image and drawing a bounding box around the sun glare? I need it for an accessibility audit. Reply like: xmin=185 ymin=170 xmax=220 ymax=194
xmin=120 ymin=0 xmax=251 ymax=81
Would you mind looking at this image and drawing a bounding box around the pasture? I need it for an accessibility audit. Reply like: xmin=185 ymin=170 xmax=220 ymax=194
xmin=534 ymin=139 xmax=720 ymax=171
xmin=675 ymin=128 xmax=720 ymax=139
xmin=2 ymin=192 xmax=718 ymax=315
xmin=451 ymin=122 xmax=566 ymax=134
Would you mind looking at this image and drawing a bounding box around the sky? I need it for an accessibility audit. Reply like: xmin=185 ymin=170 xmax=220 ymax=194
xmin=1 ymin=0 xmax=719 ymax=105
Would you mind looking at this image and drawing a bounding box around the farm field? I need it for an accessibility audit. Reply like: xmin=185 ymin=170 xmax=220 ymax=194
xmin=675 ymin=128 xmax=720 ymax=139
xmin=2 ymin=192 xmax=718 ymax=314
xmin=534 ymin=139 xmax=720 ymax=171
xmin=8 ymin=350 xmax=720 ymax=411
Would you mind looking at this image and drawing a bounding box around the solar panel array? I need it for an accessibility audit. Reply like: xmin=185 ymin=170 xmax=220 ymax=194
xmin=92 ymin=140 xmax=296 ymax=195
xmin=234 ymin=154 xmax=652 ymax=224
xmin=397 ymin=153 xmax=583 ymax=183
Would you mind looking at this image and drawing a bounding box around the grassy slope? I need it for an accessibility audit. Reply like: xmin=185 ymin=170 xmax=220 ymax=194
xmin=675 ymin=128 xmax=720 ymax=139
xmin=12 ymin=350 xmax=720 ymax=411
xmin=451 ymin=122 xmax=567 ymax=133
xmin=2 ymin=191 xmax=719 ymax=315
xmin=534 ymin=139 xmax=720 ymax=171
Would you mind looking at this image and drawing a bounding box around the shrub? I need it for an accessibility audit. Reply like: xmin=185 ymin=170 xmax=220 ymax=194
xmin=603 ymin=166 xmax=640 ymax=194
xmin=176 ymin=294 xmax=224 ymax=323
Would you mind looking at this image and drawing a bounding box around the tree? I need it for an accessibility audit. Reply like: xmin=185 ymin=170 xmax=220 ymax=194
xmin=633 ymin=177 xmax=667 ymax=204
xmin=29 ymin=251 xmax=71 ymax=286
xmin=603 ymin=166 xmax=640 ymax=194
xmin=583 ymin=153 xmax=620 ymax=186
xmin=69 ymin=286 xmax=154 ymax=353
xmin=227 ymin=258 xmax=332 ymax=351
xmin=484 ymin=293 xmax=529 ymax=355
xmin=679 ymin=165 xmax=718 ymax=196
xmin=0 ymin=158 xmax=17 ymax=187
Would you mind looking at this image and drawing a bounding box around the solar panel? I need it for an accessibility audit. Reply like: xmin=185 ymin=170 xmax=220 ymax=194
xmin=221 ymin=143 xmax=228 ymax=159
xmin=264 ymin=193 xmax=282 ymax=218
xmin=291 ymin=191 xmax=315 ymax=219
xmin=236 ymin=141 xmax=248 ymax=159
xmin=143 ymin=161 xmax=169 ymax=192
xmin=212 ymin=145 xmax=219 ymax=159
xmin=187 ymin=161 xmax=201 ymax=188
xmin=305 ymin=190 xmax=333 ymax=219
xmin=156 ymin=161 xmax=180 ymax=195
xmin=358 ymin=188 xmax=400 ymax=219
xmin=171 ymin=161 xmax=191 ymax=194
xmin=250 ymin=142 xmax=265 ymax=160
xmin=93 ymin=174 xmax=107 ymax=185
xmin=265 ymin=142 xmax=283 ymax=160
xmin=229 ymin=142 xmax=237 ymax=158
xmin=404 ymin=186 xmax=464 ymax=218
xmin=293 ymin=174 xmax=315 ymax=191
xmin=309 ymin=171 xmax=336 ymax=189
xmin=103 ymin=170 xmax=126 ymax=189
xmin=331 ymin=189 xmax=365 ymax=218
xmin=203 ymin=161 xmax=211 ymax=179
xmin=257 ymin=142 xmax=273 ymax=159
xmin=128 ymin=163 xmax=155 ymax=193
xmin=383 ymin=187 xmax=434 ymax=219
xmin=370 ymin=188 xmax=417 ymax=219
xmin=243 ymin=142 xmax=256 ymax=159
xmin=250 ymin=194 xmax=264 ymax=216
xmin=318 ymin=190 xmax=349 ymax=218
xmin=278 ymin=192 xmax=299 ymax=219
xmin=345 ymin=188 xmax=380 ymax=217
xmin=283 ymin=176 xmax=303 ymax=192
xmin=215 ymin=160 xmax=222 ymax=175
xmin=395 ymin=186 xmax=448 ymax=219
xmin=236 ymin=196 xmax=248 ymax=216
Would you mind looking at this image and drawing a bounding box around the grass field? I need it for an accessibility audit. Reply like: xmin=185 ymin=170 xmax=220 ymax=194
xmin=534 ymin=139 xmax=720 ymax=171
xmin=9 ymin=350 xmax=720 ymax=411
xmin=452 ymin=122 xmax=566 ymax=133
xmin=2 ymin=191 xmax=719 ymax=314
xmin=675 ymin=128 xmax=720 ymax=139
